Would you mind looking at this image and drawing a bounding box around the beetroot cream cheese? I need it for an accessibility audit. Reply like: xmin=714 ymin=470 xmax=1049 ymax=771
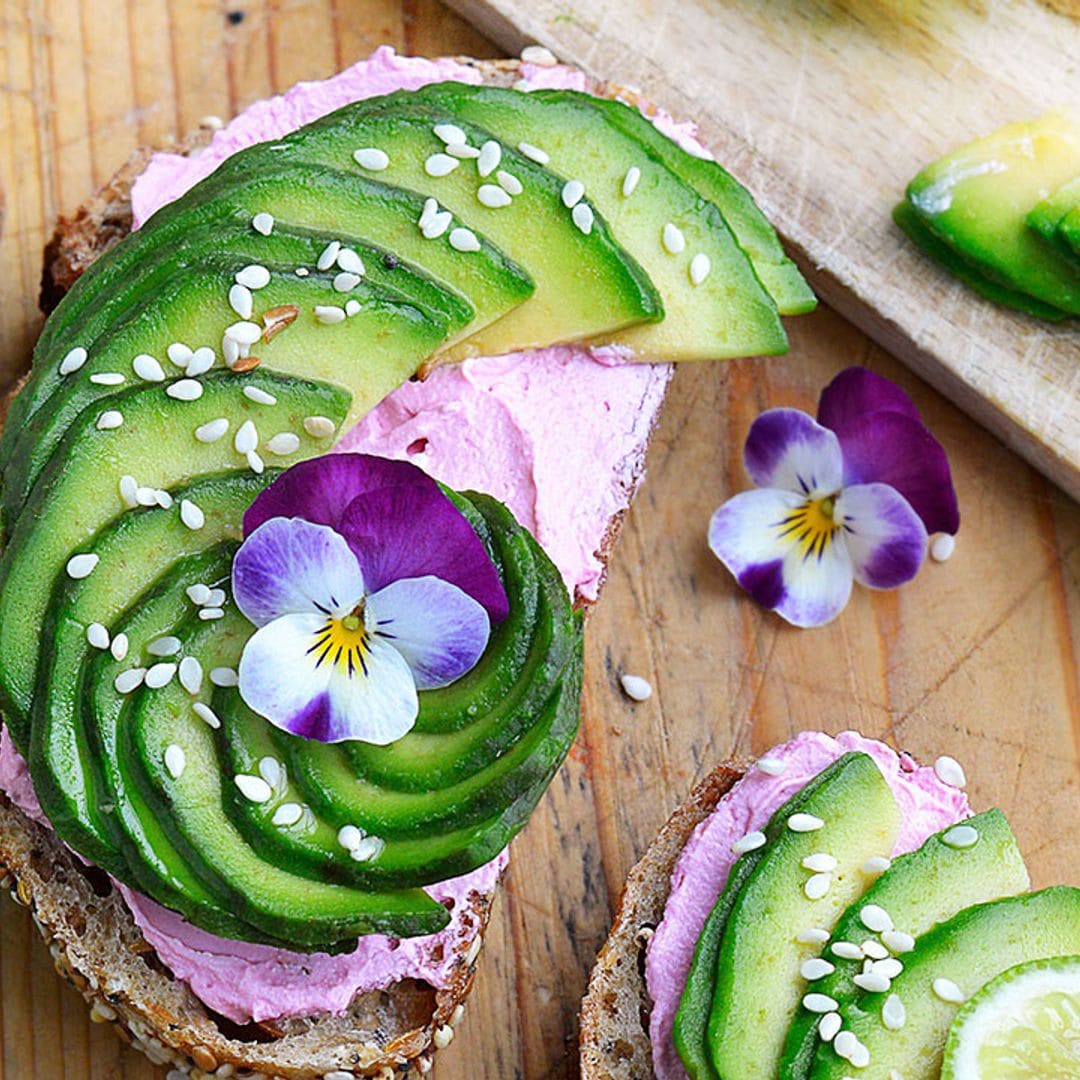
xmin=645 ymin=730 xmax=971 ymax=1080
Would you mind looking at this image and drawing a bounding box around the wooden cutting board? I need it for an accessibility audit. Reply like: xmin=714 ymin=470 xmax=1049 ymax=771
xmin=443 ymin=0 xmax=1080 ymax=500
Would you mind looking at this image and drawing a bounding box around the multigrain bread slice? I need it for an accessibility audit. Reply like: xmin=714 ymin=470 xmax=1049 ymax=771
xmin=578 ymin=762 xmax=748 ymax=1079
xmin=1 ymin=53 xmax=672 ymax=1080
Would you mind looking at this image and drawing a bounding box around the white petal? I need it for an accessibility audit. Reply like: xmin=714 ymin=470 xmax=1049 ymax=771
xmin=324 ymin=635 xmax=419 ymax=745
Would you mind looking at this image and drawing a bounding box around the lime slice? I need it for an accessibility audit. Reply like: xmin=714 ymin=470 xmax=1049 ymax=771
xmin=942 ymin=955 xmax=1080 ymax=1079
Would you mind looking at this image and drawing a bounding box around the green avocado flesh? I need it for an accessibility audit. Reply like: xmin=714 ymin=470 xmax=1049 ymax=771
xmin=2 ymin=80 xmax=809 ymax=947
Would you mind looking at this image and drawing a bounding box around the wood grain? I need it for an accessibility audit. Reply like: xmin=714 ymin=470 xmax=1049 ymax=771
xmin=443 ymin=0 xmax=1080 ymax=503
xmin=0 ymin=3 xmax=1076 ymax=1079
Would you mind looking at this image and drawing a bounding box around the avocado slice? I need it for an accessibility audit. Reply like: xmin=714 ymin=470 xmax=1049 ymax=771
xmin=384 ymin=83 xmax=788 ymax=361
xmin=808 ymin=886 xmax=1080 ymax=1079
xmin=1026 ymin=173 xmax=1080 ymax=248
xmin=905 ymin=109 xmax=1080 ymax=314
xmin=705 ymin=752 xmax=901 ymax=1079
xmin=779 ymin=807 xmax=1030 ymax=1080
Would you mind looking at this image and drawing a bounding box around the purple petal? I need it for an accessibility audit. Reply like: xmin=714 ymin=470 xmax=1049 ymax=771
xmin=238 ymin=612 xmax=418 ymax=744
xmin=243 ymin=454 xmax=434 ymax=536
xmin=817 ymin=367 xmax=922 ymax=430
xmin=832 ymin=412 xmax=960 ymax=535
xmin=232 ymin=517 xmax=365 ymax=627
xmin=368 ymin=576 xmax=490 ymax=689
xmin=836 ymin=483 xmax=927 ymax=589
xmin=744 ymin=409 xmax=843 ymax=496
xmin=337 ymin=484 xmax=509 ymax=622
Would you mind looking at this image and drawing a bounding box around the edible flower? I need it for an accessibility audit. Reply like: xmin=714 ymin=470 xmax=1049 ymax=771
xmin=708 ymin=367 xmax=959 ymax=627
xmin=232 ymin=454 xmax=508 ymax=744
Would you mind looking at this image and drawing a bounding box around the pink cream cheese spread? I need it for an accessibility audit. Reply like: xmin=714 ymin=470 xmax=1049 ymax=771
xmin=645 ymin=730 xmax=971 ymax=1080
xmin=0 ymin=47 xmax=703 ymax=1023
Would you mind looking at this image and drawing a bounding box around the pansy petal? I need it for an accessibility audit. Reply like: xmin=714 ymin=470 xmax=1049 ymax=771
xmin=338 ymin=484 xmax=509 ymax=622
xmin=836 ymin=482 xmax=927 ymax=589
xmin=368 ymin=576 xmax=490 ymax=690
xmin=709 ymin=487 xmax=854 ymax=627
xmin=232 ymin=517 xmax=365 ymax=626
xmin=832 ymin=412 xmax=960 ymax=535
xmin=744 ymin=409 xmax=844 ymax=496
xmin=243 ymin=453 xmax=433 ymax=536
xmin=817 ymin=366 xmax=922 ymax=430
xmin=323 ymin=636 xmax=419 ymax=745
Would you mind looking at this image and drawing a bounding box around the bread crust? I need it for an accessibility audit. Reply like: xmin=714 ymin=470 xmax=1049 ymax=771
xmin=578 ymin=762 xmax=747 ymax=1079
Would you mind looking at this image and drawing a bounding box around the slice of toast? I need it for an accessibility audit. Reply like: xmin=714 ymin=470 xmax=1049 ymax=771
xmin=578 ymin=762 xmax=748 ymax=1079
xmin=1 ymin=54 xmax=672 ymax=1080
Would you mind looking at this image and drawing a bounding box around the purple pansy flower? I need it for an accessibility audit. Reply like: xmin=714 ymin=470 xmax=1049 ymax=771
xmin=708 ymin=368 xmax=959 ymax=628
xmin=232 ymin=454 xmax=508 ymax=744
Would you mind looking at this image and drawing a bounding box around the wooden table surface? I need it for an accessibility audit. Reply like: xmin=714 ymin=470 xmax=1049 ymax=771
xmin=0 ymin=2 xmax=1077 ymax=1078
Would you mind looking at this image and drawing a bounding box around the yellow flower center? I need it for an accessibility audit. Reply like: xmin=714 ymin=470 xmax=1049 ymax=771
xmin=775 ymin=495 xmax=841 ymax=560
xmin=308 ymin=602 xmax=371 ymax=678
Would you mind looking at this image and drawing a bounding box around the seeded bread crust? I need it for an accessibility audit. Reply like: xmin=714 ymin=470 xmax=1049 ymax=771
xmin=578 ymin=762 xmax=747 ymax=1079
xmin=4 ymin=52 xmax=673 ymax=1080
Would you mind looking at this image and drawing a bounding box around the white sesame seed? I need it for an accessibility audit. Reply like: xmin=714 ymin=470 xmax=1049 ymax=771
xmin=478 ymin=184 xmax=513 ymax=208
xmin=222 ymin=334 xmax=241 ymax=367
xmin=147 ymin=636 xmax=181 ymax=657
xmin=449 ymin=227 xmax=481 ymax=252
xmin=235 ymin=774 xmax=272 ymax=803
xmin=199 ymin=606 xmax=225 ymax=620
xmin=572 ymin=203 xmax=594 ymax=235
xmin=849 ymin=1044 xmax=871 ymax=1069
xmin=833 ymin=1030 xmax=858 ymax=1059
xmin=819 ymin=1011 xmax=843 ymax=1042
xmin=67 ymin=553 xmax=99 ymax=579
xmin=805 ymin=873 xmax=832 ymax=900
xmin=432 ymin=1024 xmax=454 ymax=1050
xmin=145 ymin=662 xmax=177 ymax=689
xmin=192 ymin=701 xmax=220 ymax=728
xmin=934 ymin=755 xmax=967 ymax=788
xmin=252 ymin=211 xmax=274 ymax=236
xmin=518 ymin=141 xmax=549 ymax=164
xmin=861 ymin=855 xmax=892 ymax=875
xmin=314 ymin=305 xmax=347 ymax=324
xmin=199 ymin=114 xmax=223 ymax=129
xmin=187 ymin=583 xmax=211 ymax=605
xmin=224 ymin=320 xmax=262 ymax=346
xmin=303 ymin=415 xmax=336 ymax=438
xmin=114 ymin=667 xmax=147 ymax=694
xmin=258 ymin=756 xmax=282 ymax=788
xmin=333 ymin=271 xmax=362 ymax=292
xmin=195 ymin=418 xmax=230 ymax=443
xmin=295 ymin=266 xmax=309 ymax=276
xmin=247 ymin=450 xmax=264 ymax=475
xmin=243 ymin=386 xmax=277 ymax=406
xmin=803 ymin=853 xmax=838 ymax=873
xmin=267 ymin=432 xmax=301 ymax=456
xmin=930 ymin=533 xmax=956 ymax=562
xmin=622 ymin=166 xmax=641 ymax=197
xmin=272 ymin=802 xmax=303 ymax=827
xmin=418 ymin=197 xmax=438 ymax=229
xmin=317 ymin=240 xmax=342 ymax=271
xmin=425 ymin=153 xmax=459 ymax=177
xmin=345 ymin=299 xmax=361 ymax=317
xmin=110 ymin=633 xmax=129 ymax=661
xmin=789 ymin=813 xmax=825 ymax=832
xmin=59 ymin=346 xmax=88 ymax=375
xmin=731 ymin=830 xmax=767 ymax=855
xmin=353 ymin=147 xmax=389 ymax=171
xmin=801 ymin=958 xmax=835 ymax=981
xmin=154 ymin=489 xmax=173 ymax=510
xmin=422 ymin=210 xmax=453 ymax=239
xmin=164 ymin=744 xmax=186 ymax=779
xmin=179 ymin=657 xmax=203 ymax=695
xmin=205 ymin=588 xmax=226 ymax=607
xmin=831 ymin=942 xmax=864 ymax=961
xmin=337 ymin=824 xmax=363 ymax=851
xmin=86 ymin=623 xmax=110 ymax=650
xmin=662 ymin=222 xmax=686 ymax=254
xmin=97 ymin=410 xmax=124 ymax=430
xmin=166 ymin=342 xmax=193 ymax=367
xmin=942 ymin=824 xmax=979 ymax=849
xmin=496 ymin=169 xmax=522 ymax=195
xmin=802 ymin=993 xmax=838 ymax=1014
xmin=882 ymin=993 xmax=906 ymax=1030
xmin=690 ymin=253 xmax=712 ymax=285
xmin=228 ymin=283 xmax=254 ymax=319
xmin=756 ymin=756 xmax=788 ymax=775
xmin=336 ymin=247 xmax=365 ymax=276
xmin=882 ymin=929 xmax=916 ymax=954
xmin=186 ymin=346 xmax=215 ymax=377
xmin=90 ymin=372 xmax=125 ymax=386
xmin=135 ymin=486 xmax=158 ymax=507
xmin=434 ymin=122 xmax=467 ymax=145
xmin=932 ymin=976 xmax=965 ymax=1003
xmin=862 ymin=939 xmax=890 ymax=960
xmin=520 ymin=43 xmax=558 ymax=65
xmin=180 ymin=499 xmax=205 ymax=530
xmin=860 ymin=905 xmax=894 ymax=933
xmin=210 ymin=667 xmax=238 ymax=687
xmin=133 ymin=354 xmax=166 ymax=382
xmin=853 ymin=971 xmax=891 ymax=993
xmin=351 ymin=835 xmax=384 ymax=862
xmin=873 ymin=958 xmax=904 ymax=979
xmin=166 ymin=379 xmax=204 ymax=402
xmin=234 ymin=420 xmax=258 ymax=454
xmin=561 ymin=179 xmax=585 ymax=208
xmin=796 ymin=928 xmax=830 ymax=945
xmin=478 ymin=140 xmax=502 ymax=177
xmin=620 ymin=673 xmax=653 ymax=701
